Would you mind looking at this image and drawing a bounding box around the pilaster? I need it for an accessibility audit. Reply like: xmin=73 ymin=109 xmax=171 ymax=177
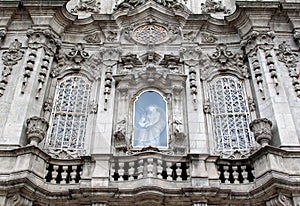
xmin=242 ymin=30 xmax=299 ymax=147
xmin=1 ymin=27 xmax=59 ymax=147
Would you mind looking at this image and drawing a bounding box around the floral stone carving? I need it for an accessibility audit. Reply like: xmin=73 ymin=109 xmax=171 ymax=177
xmin=26 ymin=116 xmax=49 ymax=146
xmin=249 ymin=118 xmax=272 ymax=147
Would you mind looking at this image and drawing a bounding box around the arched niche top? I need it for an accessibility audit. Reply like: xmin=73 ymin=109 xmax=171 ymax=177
xmin=133 ymin=90 xmax=168 ymax=148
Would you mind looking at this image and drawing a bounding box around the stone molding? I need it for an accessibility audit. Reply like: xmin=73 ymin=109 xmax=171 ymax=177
xmin=266 ymin=194 xmax=293 ymax=206
xmin=6 ymin=194 xmax=32 ymax=206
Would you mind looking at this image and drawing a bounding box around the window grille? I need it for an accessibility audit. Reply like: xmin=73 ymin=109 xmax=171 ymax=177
xmin=209 ymin=76 xmax=254 ymax=158
xmin=45 ymin=76 xmax=91 ymax=156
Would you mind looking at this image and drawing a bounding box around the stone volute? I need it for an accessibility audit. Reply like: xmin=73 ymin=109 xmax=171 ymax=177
xmin=250 ymin=118 xmax=273 ymax=147
xmin=26 ymin=116 xmax=49 ymax=146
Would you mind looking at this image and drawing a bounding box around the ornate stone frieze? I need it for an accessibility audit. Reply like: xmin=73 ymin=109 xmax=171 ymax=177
xmin=201 ymin=44 xmax=249 ymax=80
xmin=201 ymin=0 xmax=230 ymax=14
xmin=266 ymin=194 xmax=293 ymax=206
xmin=277 ymin=41 xmax=300 ymax=97
xmin=201 ymin=32 xmax=217 ymax=43
xmin=249 ymin=118 xmax=272 ymax=147
xmin=6 ymin=194 xmax=33 ymax=206
xmin=114 ymin=0 xmax=189 ymax=11
xmin=26 ymin=116 xmax=49 ymax=146
xmin=0 ymin=39 xmax=24 ymax=97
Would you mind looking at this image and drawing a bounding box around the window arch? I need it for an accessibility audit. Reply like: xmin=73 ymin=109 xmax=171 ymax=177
xmin=45 ymin=75 xmax=91 ymax=156
xmin=133 ymin=90 xmax=168 ymax=148
xmin=209 ymin=76 xmax=254 ymax=158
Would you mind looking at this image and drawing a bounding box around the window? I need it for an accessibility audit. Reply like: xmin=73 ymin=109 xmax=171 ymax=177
xmin=133 ymin=90 xmax=168 ymax=148
xmin=45 ymin=76 xmax=91 ymax=156
xmin=209 ymin=76 xmax=254 ymax=158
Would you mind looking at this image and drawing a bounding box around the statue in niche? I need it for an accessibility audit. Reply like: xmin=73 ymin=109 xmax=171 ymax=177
xmin=133 ymin=91 xmax=167 ymax=147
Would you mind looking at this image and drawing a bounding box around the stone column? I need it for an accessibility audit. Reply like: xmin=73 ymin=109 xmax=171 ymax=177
xmin=1 ymin=28 xmax=59 ymax=147
xmin=241 ymin=30 xmax=299 ymax=147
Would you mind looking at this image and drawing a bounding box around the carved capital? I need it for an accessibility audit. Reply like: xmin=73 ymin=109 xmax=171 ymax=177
xmin=26 ymin=28 xmax=60 ymax=53
xmin=241 ymin=30 xmax=275 ymax=54
xmin=26 ymin=116 xmax=49 ymax=146
xmin=249 ymin=118 xmax=272 ymax=147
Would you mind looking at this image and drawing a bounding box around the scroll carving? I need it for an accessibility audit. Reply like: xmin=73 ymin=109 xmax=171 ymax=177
xmin=277 ymin=41 xmax=300 ymax=97
xmin=0 ymin=39 xmax=24 ymax=96
xmin=266 ymin=194 xmax=293 ymax=206
xmin=6 ymin=194 xmax=32 ymax=206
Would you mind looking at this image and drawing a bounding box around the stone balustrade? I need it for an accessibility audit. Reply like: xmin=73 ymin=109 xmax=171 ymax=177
xmin=217 ymin=160 xmax=255 ymax=184
xmin=110 ymin=154 xmax=189 ymax=181
xmin=45 ymin=162 xmax=83 ymax=184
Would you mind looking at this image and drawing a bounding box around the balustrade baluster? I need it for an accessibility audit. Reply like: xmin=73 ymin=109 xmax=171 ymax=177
xmin=157 ymin=159 xmax=163 ymax=179
xmin=176 ymin=163 xmax=182 ymax=181
xmin=241 ymin=165 xmax=249 ymax=183
xmin=232 ymin=166 xmax=239 ymax=184
xmin=51 ymin=165 xmax=59 ymax=184
xmin=61 ymin=166 xmax=68 ymax=184
xmin=137 ymin=159 xmax=144 ymax=179
xmin=223 ymin=166 xmax=230 ymax=184
xmin=166 ymin=162 xmax=173 ymax=181
xmin=147 ymin=158 xmax=154 ymax=177
xmin=118 ymin=162 xmax=125 ymax=181
xmin=128 ymin=161 xmax=135 ymax=181
xmin=70 ymin=165 xmax=77 ymax=183
xmin=110 ymin=162 xmax=115 ymax=181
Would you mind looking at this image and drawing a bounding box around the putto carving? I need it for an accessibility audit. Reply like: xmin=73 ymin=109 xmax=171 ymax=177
xmin=266 ymin=194 xmax=293 ymax=206
xmin=26 ymin=116 xmax=49 ymax=146
xmin=201 ymin=32 xmax=217 ymax=43
xmin=70 ymin=0 xmax=101 ymax=13
xmin=114 ymin=118 xmax=128 ymax=153
xmin=0 ymin=28 xmax=7 ymax=42
xmin=250 ymin=118 xmax=272 ymax=147
xmin=277 ymin=41 xmax=300 ymax=97
xmin=0 ymin=39 xmax=24 ymax=97
xmin=202 ymin=44 xmax=249 ymax=80
xmin=201 ymin=0 xmax=230 ymax=14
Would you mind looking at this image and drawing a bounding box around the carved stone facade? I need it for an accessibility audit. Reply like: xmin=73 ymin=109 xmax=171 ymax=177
xmin=0 ymin=0 xmax=300 ymax=206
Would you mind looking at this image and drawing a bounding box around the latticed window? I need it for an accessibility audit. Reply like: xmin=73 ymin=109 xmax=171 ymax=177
xmin=209 ymin=76 xmax=254 ymax=158
xmin=45 ymin=76 xmax=91 ymax=156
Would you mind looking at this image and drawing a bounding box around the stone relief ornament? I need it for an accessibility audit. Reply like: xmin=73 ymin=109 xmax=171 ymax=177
xmin=183 ymin=31 xmax=197 ymax=42
xmin=201 ymin=32 xmax=217 ymax=43
xmin=66 ymin=43 xmax=90 ymax=64
xmin=105 ymin=31 xmax=118 ymax=42
xmin=277 ymin=41 xmax=300 ymax=97
xmin=114 ymin=0 xmax=188 ymax=11
xmin=0 ymin=39 xmax=24 ymax=97
xmin=133 ymin=24 xmax=168 ymax=45
xmin=0 ymin=28 xmax=7 ymax=42
xmin=266 ymin=194 xmax=293 ymax=206
xmin=201 ymin=0 xmax=230 ymax=14
xmin=67 ymin=0 xmax=101 ymax=19
xmin=114 ymin=118 xmax=128 ymax=153
xmin=201 ymin=44 xmax=249 ymax=80
xmin=84 ymin=33 xmax=102 ymax=44
xmin=6 ymin=194 xmax=32 ymax=206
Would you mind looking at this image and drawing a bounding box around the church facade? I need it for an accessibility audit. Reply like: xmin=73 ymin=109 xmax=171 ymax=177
xmin=0 ymin=0 xmax=300 ymax=205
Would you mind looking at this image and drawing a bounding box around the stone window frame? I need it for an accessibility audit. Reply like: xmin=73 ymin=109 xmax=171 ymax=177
xmin=43 ymin=69 xmax=98 ymax=159
xmin=203 ymin=73 xmax=256 ymax=159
